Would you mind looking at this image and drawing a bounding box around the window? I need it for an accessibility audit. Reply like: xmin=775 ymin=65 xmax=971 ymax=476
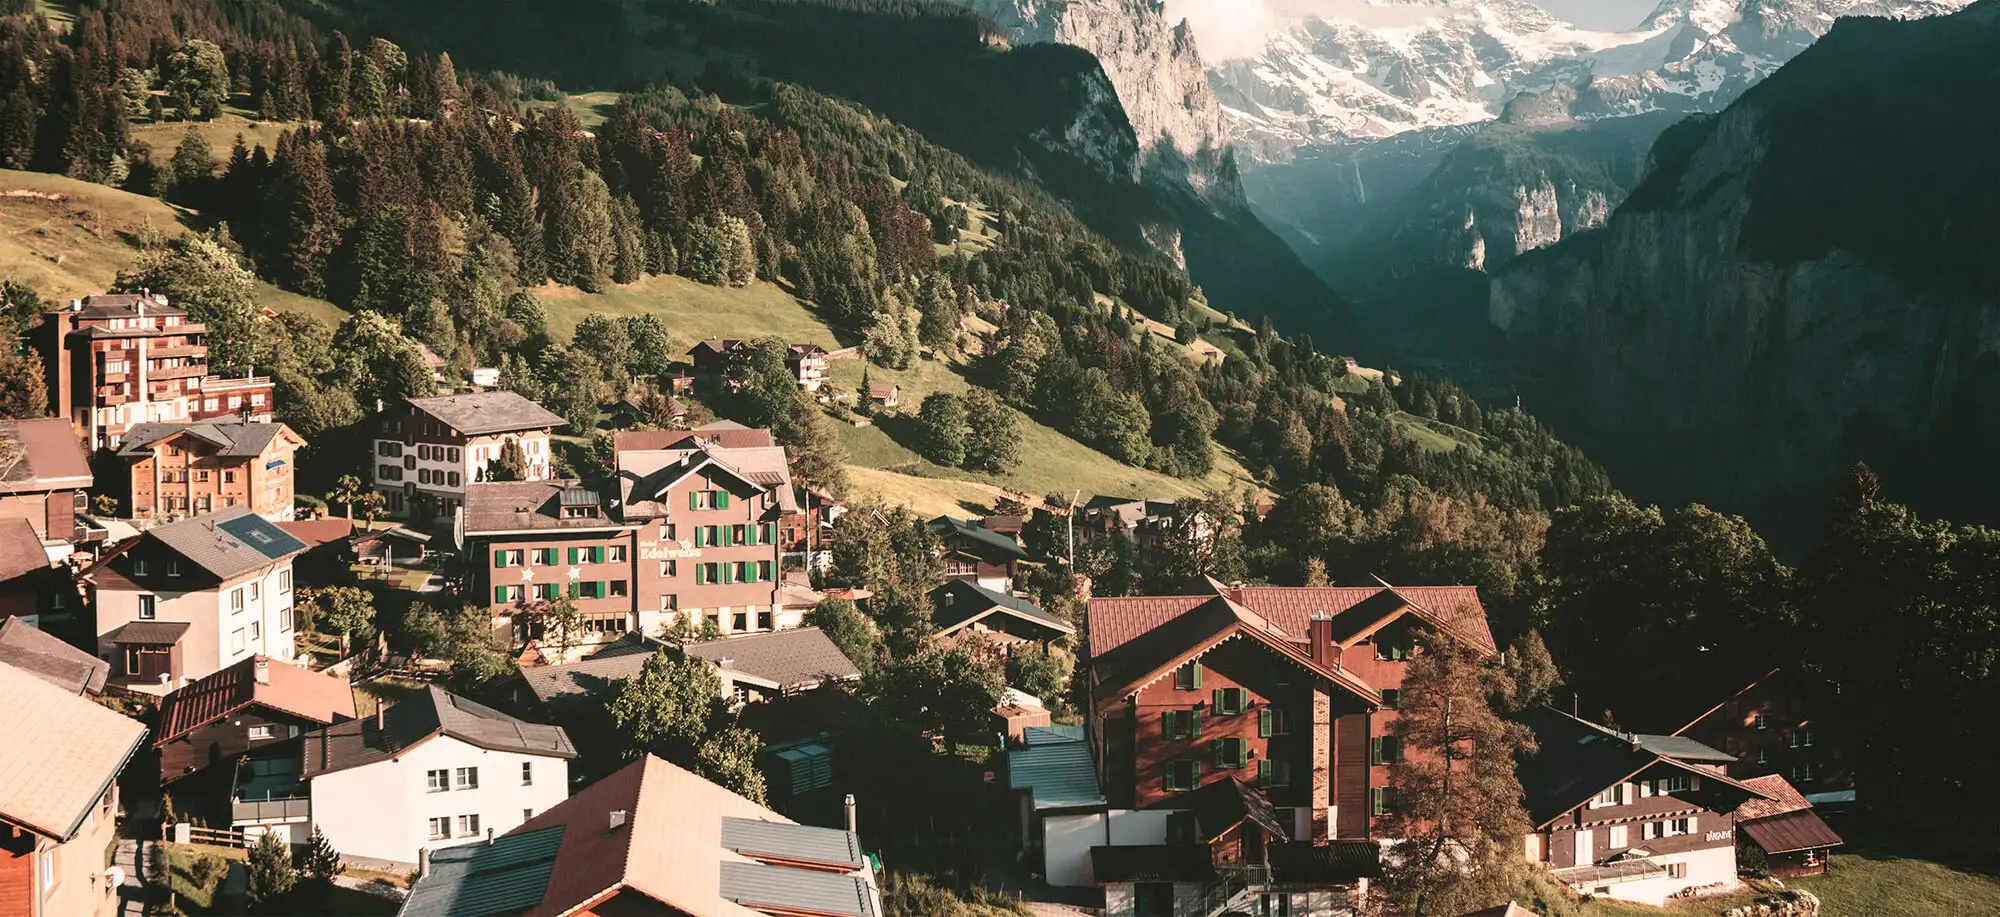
xmin=248 ymin=725 xmax=273 ymax=740
xmin=1757 ymin=749 xmax=1769 ymax=765
xmin=139 ymin=595 xmax=157 ymax=620
xmin=248 ymin=582 xmax=260 ymax=602
xmin=1255 ymin=893 xmax=1294 ymax=917
xmin=231 ymin=628 xmax=245 ymax=653
xmin=608 ymin=545 xmax=627 ymax=562
xmin=659 ymin=522 xmax=675 ymax=541
xmin=278 ymin=570 xmax=291 ymax=594
xmin=1370 ymin=736 xmax=1403 ymax=766
xmin=1793 ymin=728 xmax=1814 ymax=748
xmin=523 ymin=808 xmax=534 ymax=822
xmin=167 ymin=559 xmax=182 ymax=577
xmin=427 ymin=770 xmax=449 ymax=792
xmin=1754 ymin=713 xmax=1769 ymax=730
xmin=733 ymin=609 xmax=749 ymax=631
xmin=1660 ymin=774 xmax=1692 ymax=795
xmin=1164 ymin=759 xmax=1201 ymax=792
xmin=1380 ymin=688 xmax=1399 ymax=710
xmin=758 ymin=561 xmax=774 ymax=582
xmin=609 ymin=581 xmax=628 ymax=598
xmin=1134 ymin=882 xmax=1174 ymax=917
xmin=197 ymin=470 xmax=210 ymax=482
xmin=1591 ymin=786 xmax=1621 ymax=808
xmin=1213 ymin=737 xmax=1248 ymax=769
xmin=661 ymin=560 xmax=678 ymax=577
xmin=133 ymin=557 xmax=149 ymax=577
xmin=455 ymin=767 xmax=479 ymax=790
xmin=428 ymin=817 xmax=451 ymax=840
xmin=280 ymin=607 xmax=293 ymax=633
xmin=536 ymin=583 xmax=559 ymax=600
xmin=457 ymin=814 xmax=481 ymax=837
xmin=1666 ymin=863 xmax=1688 ymax=880
xmin=448 ymin=448 xmax=460 ymax=463
xmin=250 ymin=621 xmax=261 ymax=641
xmin=1642 ymin=821 xmax=1659 ymax=841
xmin=39 ymin=848 xmax=53 ymax=894
xmin=1370 ymin=786 xmax=1396 ymax=816
xmin=1608 ymin=825 xmax=1627 ymax=849
xmin=1258 ymin=758 xmax=1292 ymax=789
xmin=662 ymin=594 xmax=678 ymax=611
xmin=522 ymin=762 xmax=534 ymax=786
xmin=231 ymin=588 xmax=245 ymax=614
xmin=757 ymin=609 xmax=773 ymax=630
xmin=1261 ymin=707 xmax=1292 ymax=737
xmin=1174 ymin=663 xmax=1203 ymax=690
xmin=223 ymin=470 xmax=235 ymax=484
xmin=1164 ymin=709 xmax=1200 ymax=740
xmin=447 ymin=472 xmax=460 ymax=487
xmin=1212 ymin=687 xmax=1247 ymax=715
xmin=1792 ymin=762 xmax=1815 ymax=783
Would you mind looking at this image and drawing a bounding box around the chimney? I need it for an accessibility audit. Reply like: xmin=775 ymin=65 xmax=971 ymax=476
xmin=1308 ymin=613 xmax=1334 ymax=665
xmin=417 ymin=848 xmax=431 ymax=879
xmin=844 ymin=794 xmax=858 ymax=835
xmin=486 ymin=828 xmax=495 ymax=846
xmin=253 ymin=657 xmax=270 ymax=685
xmin=609 ymin=809 xmax=628 ymax=832
xmin=376 ymin=703 xmax=385 ymax=732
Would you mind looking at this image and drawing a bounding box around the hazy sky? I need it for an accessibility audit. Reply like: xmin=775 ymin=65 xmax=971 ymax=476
xmin=1168 ymin=0 xmax=1662 ymax=60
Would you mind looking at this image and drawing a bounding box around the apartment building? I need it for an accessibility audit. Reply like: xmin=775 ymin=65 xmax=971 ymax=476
xmin=372 ymin=392 xmax=566 ymax=519
xmin=115 ymin=421 xmax=305 ymax=522
xmin=463 ymin=480 xmax=639 ymax=647
xmin=84 ymin=507 xmax=307 ymax=692
xmin=36 ymin=293 xmax=273 ymax=451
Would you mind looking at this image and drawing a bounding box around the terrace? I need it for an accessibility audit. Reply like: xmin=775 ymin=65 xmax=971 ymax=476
xmin=231 ymin=754 xmax=311 ymax=824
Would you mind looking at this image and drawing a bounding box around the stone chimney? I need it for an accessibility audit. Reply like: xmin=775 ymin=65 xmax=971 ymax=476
xmin=253 ymin=656 xmax=270 ymax=685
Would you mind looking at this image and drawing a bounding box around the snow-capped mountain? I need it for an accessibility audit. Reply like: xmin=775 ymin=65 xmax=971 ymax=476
xmin=1213 ymin=0 xmax=1973 ymax=157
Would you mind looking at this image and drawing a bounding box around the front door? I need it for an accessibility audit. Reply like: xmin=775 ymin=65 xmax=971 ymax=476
xmin=1575 ymin=827 xmax=1594 ymax=866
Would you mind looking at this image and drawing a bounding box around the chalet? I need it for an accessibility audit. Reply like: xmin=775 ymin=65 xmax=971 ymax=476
xmin=398 ymin=755 xmax=882 ymax=917
xmin=350 ymin=525 xmax=432 ymax=566
xmin=687 ymin=338 xmax=745 ymax=376
xmin=0 ymin=518 xmax=72 ymax=624
xmin=1517 ymin=707 xmax=1772 ymax=906
xmin=1055 ymin=578 xmax=1496 ymax=914
xmin=1606 ymin=666 xmax=1855 ymax=801
xmin=0 ymin=658 xmax=148 ymax=917
xmin=0 ymin=617 xmax=108 ymax=695
xmin=86 ymin=507 xmax=308 ymax=692
xmin=866 ymin=382 xmax=900 ymax=409
xmin=297 ymin=686 xmax=575 ymax=863
xmin=1078 ymin=498 xmax=1184 ymax=556
xmin=114 ymin=421 xmax=305 ymax=522
xmin=788 ymin=343 xmax=829 ymax=393
xmin=930 ymin=516 xmax=1028 ymax=593
xmin=687 ymin=339 xmax=829 ymax=393
xmin=1732 ymin=775 xmax=1843 ymax=878
xmin=931 ymin=579 xmax=1074 ymax=652
xmin=153 ymin=655 xmax=355 ymax=784
xmin=371 ymin=391 xmax=567 ymax=519
xmin=0 ymin=417 xmax=94 ymax=560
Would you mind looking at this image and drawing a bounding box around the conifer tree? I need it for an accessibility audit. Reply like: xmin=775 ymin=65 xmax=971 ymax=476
xmin=316 ymin=32 xmax=353 ymax=122
xmin=167 ymin=125 xmax=212 ymax=197
xmin=273 ymin=131 xmax=338 ymax=296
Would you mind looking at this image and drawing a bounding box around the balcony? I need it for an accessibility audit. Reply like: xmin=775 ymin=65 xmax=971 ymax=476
xmin=231 ymin=755 xmax=310 ymax=825
xmin=150 ymin=345 xmax=208 ymax=359
xmin=149 ymin=365 xmax=207 ymax=381
xmin=200 ymin=375 xmax=273 ymax=393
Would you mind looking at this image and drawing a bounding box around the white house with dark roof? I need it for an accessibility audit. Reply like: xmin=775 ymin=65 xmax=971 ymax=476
xmin=83 ymin=506 xmax=308 ymax=692
xmin=301 ymin=686 xmax=575 ymax=865
xmin=373 ymin=392 xmax=568 ymax=519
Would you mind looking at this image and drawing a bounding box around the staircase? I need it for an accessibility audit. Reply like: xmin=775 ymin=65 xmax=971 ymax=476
xmin=1196 ymin=864 xmax=1272 ymax=917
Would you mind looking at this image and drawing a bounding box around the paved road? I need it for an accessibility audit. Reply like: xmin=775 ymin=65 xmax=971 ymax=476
xmin=112 ymin=837 xmax=145 ymax=917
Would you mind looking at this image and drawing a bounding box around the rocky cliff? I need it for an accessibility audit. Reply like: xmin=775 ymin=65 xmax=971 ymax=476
xmin=1488 ymin=3 xmax=2000 ymax=536
xmin=963 ymin=0 xmax=1233 ymax=199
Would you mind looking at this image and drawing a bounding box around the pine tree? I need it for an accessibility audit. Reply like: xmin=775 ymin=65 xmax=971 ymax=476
xmin=299 ymin=826 xmax=342 ymax=901
xmin=916 ymin=273 xmax=960 ymax=350
xmin=273 ymin=131 xmax=339 ymax=296
xmin=245 ymin=831 xmax=295 ymax=912
xmin=1380 ymin=639 xmax=1535 ymax=916
xmin=317 ymin=32 xmax=353 ymax=122
xmin=779 ymin=395 xmax=849 ymax=496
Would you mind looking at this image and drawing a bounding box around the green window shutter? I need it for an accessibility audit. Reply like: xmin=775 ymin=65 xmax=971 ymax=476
xmin=695 ymin=528 xmax=707 ymax=548
xmin=1370 ymin=788 xmax=1384 ymax=816
xmin=1259 ymin=708 xmax=1273 ymax=738
xmin=1212 ymin=688 xmax=1222 ymax=711
xmin=1192 ymin=663 xmax=1203 ymax=689
xmin=1189 ymin=709 xmax=1201 ymax=739
xmin=1212 ymin=740 xmax=1223 ymax=769
xmin=494 ymin=586 xmax=506 ymax=603
xmin=565 ymin=547 xmax=576 ymax=564
xmin=696 ymin=565 xmax=707 ymax=585
xmin=566 ymin=583 xmax=577 ymax=599
xmin=717 ymin=491 xmax=729 ymax=509
xmin=493 ymin=550 xmax=507 ymax=568
xmin=764 ymin=523 xmax=777 ymax=543
xmin=1258 ymin=759 xmax=1271 ymax=789
xmin=1162 ymin=712 xmax=1174 ymax=739
xmin=690 ymin=491 xmax=699 ymax=511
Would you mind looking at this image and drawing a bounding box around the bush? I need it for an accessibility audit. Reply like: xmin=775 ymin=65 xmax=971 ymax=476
xmin=189 ymin=853 xmax=226 ymax=887
xmin=880 ymin=871 xmax=1029 ymax=917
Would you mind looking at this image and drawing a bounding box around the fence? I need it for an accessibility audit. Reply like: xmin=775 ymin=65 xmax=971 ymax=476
xmin=170 ymin=823 xmax=251 ymax=849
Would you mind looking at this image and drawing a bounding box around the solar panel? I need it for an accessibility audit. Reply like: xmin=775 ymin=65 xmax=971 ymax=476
xmin=721 ymin=817 xmax=861 ymax=869
xmin=216 ymin=515 xmax=310 ymax=560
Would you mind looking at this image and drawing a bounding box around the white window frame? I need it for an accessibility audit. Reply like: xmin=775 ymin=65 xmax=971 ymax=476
xmin=248 ymin=725 xmax=274 ymax=740
xmin=427 ymin=770 xmax=449 ymax=793
xmin=457 ymin=814 xmax=481 ymax=837
xmin=455 ymin=766 xmax=479 ymax=790
xmin=522 ymin=762 xmax=533 ymax=786
xmin=427 ymin=817 xmax=450 ymax=840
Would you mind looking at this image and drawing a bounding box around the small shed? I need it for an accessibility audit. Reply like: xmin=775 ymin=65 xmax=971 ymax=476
xmin=991 ymin=687 xmax=1052 ymax=742
xmin=350 ymin=526 xmax=432 ymax=566
xmin=867 ymin=382 xmax=901 ymax=409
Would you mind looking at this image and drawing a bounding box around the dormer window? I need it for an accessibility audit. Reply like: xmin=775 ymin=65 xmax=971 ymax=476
xmin=562 ymin=505 xmax=600 ymax=519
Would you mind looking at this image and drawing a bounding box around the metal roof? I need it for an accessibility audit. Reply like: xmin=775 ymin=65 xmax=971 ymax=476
xmin=720 ymin=817 xmax=863 ymax=870
xmin=1550 ymin=857 xmax=1668 ymax=887
xmin=1007 ymin=738 xmax=1105 ymax=810
xmin=0 ymin=617 xmax=108 ymax=695
xmin=398 ymin=825 xmax=566 ymax=917
xmin=1632 ymin=733 xmax=1737 ymax=763
xmin=1739 ymin=808 xmax=1845 ymax=855
xmin=1021 ymin=725 xmax=1085 ymax=747
xmin=719 ymin=861 xmax=877 ymax=917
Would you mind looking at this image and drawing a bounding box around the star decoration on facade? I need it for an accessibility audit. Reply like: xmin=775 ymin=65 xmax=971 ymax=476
xmin=567 ymin=566 xmax=583 ymax=581
xmin=519 ymin=569 xmax=535 ymax=582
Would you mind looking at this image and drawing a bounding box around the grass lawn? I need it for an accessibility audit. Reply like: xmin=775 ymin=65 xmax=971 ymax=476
xmin=1576 ymin=889 xmax=1761 ymax=917
xmin=129 ymin=113 xmax=303 ymax=165
xmin=353 ymin=675 xmax=430 ymax=719
xmin=534 ymin=274 xmax=856 ymax=351
xmin=1389 ymin=411 xmax=1474 ymax=454
xmin=159 ymin=841 xmax=244 ymax=913
xmin=524 ymin=91 xmax=622 ymax=129
xmin=0 ymin=168 xmax=184 ymax=300
xmin=1792 ymin=837 xmax=2000 ymax=917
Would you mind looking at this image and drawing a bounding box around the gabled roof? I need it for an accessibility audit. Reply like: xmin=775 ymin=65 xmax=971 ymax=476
xmin=616 ymin=421 xmax=776 ymax=452
xmin=156 ymin=656 xmax=355 ymax=745
xmin=403 ymin=392 xmax=567 ymax=436
xmin=618 ymin=440 xmax=798 ymax=518
xmin=0 ymin=659 xmax=148 ymax=840
xmin=930 ymin=580 xmax=1074 ymax=637
xmin=1609 ymin=663 xmax=1788 ymax=736
xmin=683 ymin=628 xmax=862 ymax=692
xmin=0 ymin=517 xmax=49 ymax=582
xmin=454 ymin=755 xmax=875 ymax=917
xmin=401 ymin=824 xmax=567 ymax=917
xmin=276 ymin=518 xmax=354 ymax=549
xmin=142 ymin=507 xmax=309 ymax=580
xmin=1008 ymin=734 xmax=1106 ymax=811
xmin=115 ymin=421 xmax=297 ymax=458
xmin=1516 ymin=707 xmax=1770 ymax=829
xmin=303 ymin=686 xmax=574 ymax=779
xmin=929 ymin=516 xmax=1027 ymax=563
xmin=1088 ymin=595 xmax=1380 ymax=707
xmin=0 ymin=617 xmax=108 ymax=695
xmin=462 ymin=480 xmax=630 ymax=535
xmin=0 ymin=417 xmax=92 ymax=494
xmin=1735 ymin=775 xmax=1814 ymax=822
xmin=1738 ymin=808 xmax=1844 ymax=856
xmin=1186 ymin=777 xmax=1289 ymax=843
xmin=1088 ymin=581 xmax=1496 ymax=658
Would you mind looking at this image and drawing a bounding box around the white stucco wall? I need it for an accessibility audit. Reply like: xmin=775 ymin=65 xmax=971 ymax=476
xmin=309 ymin=735 xmax=570 ymax=864
xmin=1582 ymin=846 xmax=1739 ymax=907
xmin=1044 ymin=813 xmax=1105 ymax=888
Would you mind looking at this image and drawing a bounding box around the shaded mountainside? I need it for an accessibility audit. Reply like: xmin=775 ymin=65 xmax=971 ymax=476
xmin=1489 ymin=1 xmax=2000 ymax=544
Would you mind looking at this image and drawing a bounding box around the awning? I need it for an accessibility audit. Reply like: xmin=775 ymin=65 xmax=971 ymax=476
xmin=1740 ymin=809 xmax=1845 ymax=855
xmin=105 ymin=620 xmax=191 ymax=645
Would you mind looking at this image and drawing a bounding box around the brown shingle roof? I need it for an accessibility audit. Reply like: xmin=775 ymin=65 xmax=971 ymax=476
xmin=0 ymin=517 xmax=48 ymax=582
xmin=462 ymin=480 xmax=631 ymax=534
xmin=0 ymin=659 xmax=148 ymax=840
xmin=1735 ymin=775 xmax=1815 ymax=821
xmin=1088 ymin=595 xmax=1379 ymax=706
xmin=0 ymin=417 xmax=92 ymax=494
xmin=405 ymin=391 xmax=567 ymax=436
xmin=276 ymin=518 xmax=355 ymax=548
xmin=115 ymin=421 xmax=295 ymax=458
xmin=1088 ymin=583 xmax=1495 ymax=658
xmin=302 ymin=686 xmax=574 ymax=779
xmin=683 ymin=628 xmax=863 ymax=692
xmin=0 ymin=617 xmax=108 ymax=695
xmin=156 ymin=656 xmax=355 ymax=745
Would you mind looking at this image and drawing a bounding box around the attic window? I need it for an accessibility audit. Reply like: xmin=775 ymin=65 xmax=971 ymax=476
xmin=562 ymin=505 xmax=600 ymax=519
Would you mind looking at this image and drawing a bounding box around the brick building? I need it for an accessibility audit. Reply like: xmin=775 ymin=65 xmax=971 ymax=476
xmin=115 ymin=421 xmax=305 ymax=522
xmin=372 ymin=392 xmax=566 ymax=519
xmin=36 ymin=293 xmax=273 ymax=451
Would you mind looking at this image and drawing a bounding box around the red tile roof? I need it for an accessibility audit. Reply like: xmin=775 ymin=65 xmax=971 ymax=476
xmin=1088 ymin=584 xmax=1495 ymax=658
xmin=1735 ymin=775 xmax=1815 ymax=822
xmin=277 ymin=518 xmax=355 ymax=548
xmin=156 ymin=656 xmax=356 ymax=744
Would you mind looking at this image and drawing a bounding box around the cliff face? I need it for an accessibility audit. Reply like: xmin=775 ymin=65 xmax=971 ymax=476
xmin=1488 ymin=5 xmax=2000 ymax=534
xmin=965 ymin=0 xmax=1232 ymax=198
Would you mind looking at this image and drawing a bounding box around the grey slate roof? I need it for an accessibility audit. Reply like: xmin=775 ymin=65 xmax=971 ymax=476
xmin=929 ymin=516 xmax=1027 ymax=562
xmin=304 ymin=686 xmax=575 ymax=779
xmin=462 ymin=480 xmax=629 ymax=534
xmin=721 ymin=816 xmax=864 ymax=869
xmin=719 ymin=861 xmax=877 ymax=917
xmin=105 ymin=620 xmax=192 ymax=645
xmin=0 ymin=617 xmax=109 ymax=695
xmin=931 ymin=580 xmax=1074 ymax=635
xmin=397 ymin=825 xmax=566 ymax=917
xmin=1632 ymin=733 xmax=1738 ymax=764
xmin=683 ymin=628 xmax=862 ymax=692
xmin=147 ymin=507 xmax=309 ymax=580
xmin=405 ymin=392 xmax=567 ymax=436
xmin=116 ymin=421 xmax=287 ymax=458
